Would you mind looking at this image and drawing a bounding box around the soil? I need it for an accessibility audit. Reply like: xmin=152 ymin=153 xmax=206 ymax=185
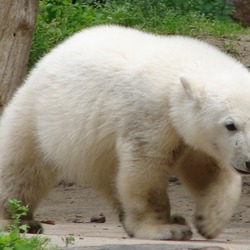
xmin=34 ymin=36 xmax=250 ymax=245
xmin=204 ymin=35 xmax=250 ymax=69
xmin=36 ymin=177 xmax=250 ymax=227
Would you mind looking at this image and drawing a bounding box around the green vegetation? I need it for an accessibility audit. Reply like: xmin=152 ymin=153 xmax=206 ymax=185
xmin=0 ymin=199 xmax=56 ymax=250
xmin=30 ymin=0 xmax=250 ymax=67
xmin=61 ymin=235 xmax=75 ymax=247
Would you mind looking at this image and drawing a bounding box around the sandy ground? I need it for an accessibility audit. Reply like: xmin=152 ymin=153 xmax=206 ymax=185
xmin=36 ymin=178 xmax=250 ymax=227
xmin=34 ymin=176 xmax=250 ymax=249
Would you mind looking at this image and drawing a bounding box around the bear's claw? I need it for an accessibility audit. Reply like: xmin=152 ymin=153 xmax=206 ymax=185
xmin=21 ymin=220 xmax=43 ymax=234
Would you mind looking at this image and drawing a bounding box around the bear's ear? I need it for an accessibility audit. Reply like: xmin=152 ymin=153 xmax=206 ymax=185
xmin=180 ymin=76 xmax=204 ymax=101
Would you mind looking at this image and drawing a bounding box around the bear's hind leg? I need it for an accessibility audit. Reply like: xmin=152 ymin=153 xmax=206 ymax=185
xmin=0 ymin=147 xmax=58 ymax=233
xmin=0 ymin=103 xmax=58 ymax=233
xmin=177 ymin=149 xmax=241 ymax=239
xmin=0 ymin=149 xmax=58 ymax=233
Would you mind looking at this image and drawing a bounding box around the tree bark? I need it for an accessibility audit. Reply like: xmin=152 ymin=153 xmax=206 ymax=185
xmin=0 ymin=0 xmax=38 ymax=110
xmin=227 ymin=0 xmax=250 ymax=26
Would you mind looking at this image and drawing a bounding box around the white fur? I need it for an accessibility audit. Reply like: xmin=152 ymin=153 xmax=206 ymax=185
xmin=0 ymin=25 xmax=249 ymax=239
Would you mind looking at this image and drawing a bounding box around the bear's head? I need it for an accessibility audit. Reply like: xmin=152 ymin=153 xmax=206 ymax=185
xmin=170 ymin=74 xmax=250 ymax=175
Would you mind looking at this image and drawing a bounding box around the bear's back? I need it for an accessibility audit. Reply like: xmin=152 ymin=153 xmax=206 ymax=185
xmin=32 ymin=25 xmax=245 ymax=90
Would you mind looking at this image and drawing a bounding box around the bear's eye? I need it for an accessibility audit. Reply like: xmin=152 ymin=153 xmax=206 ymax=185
xmin=225 ymin=123 xmax=237 ymax=131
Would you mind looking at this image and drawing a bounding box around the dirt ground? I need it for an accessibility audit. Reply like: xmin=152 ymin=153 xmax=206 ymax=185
xmin=33 ymin=36 xmax=250 ymax=247
xmin=36 ymin=176 xmax=250 ymax=225
xmin=32 ymin=176 xmax=250 ymax=250
xmin=204 ymin=35 xmax=250 ymax=70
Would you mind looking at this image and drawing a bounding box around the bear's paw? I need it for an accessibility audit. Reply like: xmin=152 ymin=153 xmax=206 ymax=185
xmin=20 ymin=219 xmax=43 ymax=234
xmin=133 ymin=223 xmax=193 ymax=240
xmin=194 ymin=211 xmax=228 ymax=239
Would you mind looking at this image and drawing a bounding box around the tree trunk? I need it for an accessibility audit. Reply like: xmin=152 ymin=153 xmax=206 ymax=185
xmin=227 ymin=0 xmax=250 ymax=26
xmin=0 ymin=0 xmax=38 ymax=111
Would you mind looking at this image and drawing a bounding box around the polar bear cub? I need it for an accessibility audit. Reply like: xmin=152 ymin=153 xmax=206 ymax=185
xmin=0 ymin=25 xmax=250 ymax=240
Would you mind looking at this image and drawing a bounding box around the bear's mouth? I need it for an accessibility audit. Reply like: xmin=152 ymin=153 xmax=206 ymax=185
xmin=233 ymin=167 xmax=250 ymax=176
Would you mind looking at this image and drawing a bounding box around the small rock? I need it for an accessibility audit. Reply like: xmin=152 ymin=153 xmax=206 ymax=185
xmin=75 ymin=214 xmax=83 ymax=218
xmin=90 ymin=213 xmax=106 ymax=223
xmin=73 ymin=218 xmax=84 ymax=223
xmin=40 ymin=220 xmax=55 ymax=225
xmin=73 ymin=214 xmax=84 ymax=223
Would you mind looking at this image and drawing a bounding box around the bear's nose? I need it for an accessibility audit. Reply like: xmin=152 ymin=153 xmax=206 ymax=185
xmin=245 ymin=160 xmax=250 ymax=170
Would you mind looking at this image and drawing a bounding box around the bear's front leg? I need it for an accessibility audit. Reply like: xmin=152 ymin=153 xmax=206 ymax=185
xmin=116 ymin=149 xmax=192 ymax=240
xmin=177 ymin=149 xmax=242 ymax=239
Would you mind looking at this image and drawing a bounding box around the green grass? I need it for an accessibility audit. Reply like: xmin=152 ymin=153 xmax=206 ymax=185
xmin=29 ymin=0 xmax=250 ymax=68
xmin=0 ymin=199 xmax=57 ymax=250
